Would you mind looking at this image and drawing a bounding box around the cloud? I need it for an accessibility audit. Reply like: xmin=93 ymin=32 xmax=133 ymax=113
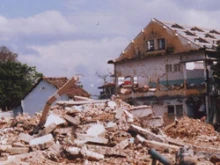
xmin=0 ymin=10 xmax=75 ymax=40
xmin=1 ymin=0 xmax=220 ymax=96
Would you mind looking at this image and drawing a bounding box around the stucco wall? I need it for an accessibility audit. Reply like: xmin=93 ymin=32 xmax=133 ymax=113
xmin=115 ymin=53 xmax=205 ymax=87
xmin=22 ymin=80 xmax=69 ymax=116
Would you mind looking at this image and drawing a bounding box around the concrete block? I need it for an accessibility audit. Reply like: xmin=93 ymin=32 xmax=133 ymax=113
xmin=64 ymin=114 xmax=80 ymax=126
xmin=81 ymin=146 xmax=104 ymax=161
xmin=130 ymin=124 xmax=165 ymax=142
xmin=66 ymin=147 xmax=81 ymax=156
xmin=29 ymin=134 xmax=54 ymax=150
xmin=135 ymin=134 xmax=146 ymax=143
xmin=86 ymin=124 xmax=106 ymax=137
xmin=44 ymin=113 xmax=66 ymax=127
xmin=129 ymin=106 xmax=153 ymax=118
xmin=76 ymin=133 xmax=108 ymax=144
xmin=105 ymin=122 xmax=117 ymax=131
xmin=7 ymin=147 xmax=29 ymax=155
xmin=54 ymin=127 xmax=73 ymax=135
xmin=37 ymin=123 xmax=57 ymax=137
xmin=18 ymin=133 xmax=33 ymax=143
xmin=147 ymin=117 xmax=164 ymax=128
xmin=114 ymin=139 xmax=129 ymax=149
xmin=115 ymin=108 xmax=124 ymax=119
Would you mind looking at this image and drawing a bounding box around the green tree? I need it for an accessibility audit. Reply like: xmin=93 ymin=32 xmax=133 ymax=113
xmin=0 ymin=46 xmax=42 ymax=110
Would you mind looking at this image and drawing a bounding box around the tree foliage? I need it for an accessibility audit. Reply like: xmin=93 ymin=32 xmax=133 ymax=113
xmin=0 ymin=46 xmax=42 ymax=110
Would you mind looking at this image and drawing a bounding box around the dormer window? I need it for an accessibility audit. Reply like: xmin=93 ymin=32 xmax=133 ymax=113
xmin=158 ymin=38 xmax=165 ymax=49
xmin=147 ymin=40 xmax=155 ymax=51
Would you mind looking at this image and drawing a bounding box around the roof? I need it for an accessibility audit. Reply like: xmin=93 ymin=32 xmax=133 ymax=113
xmin=160 ymin=19 xmax=220 ymax=49
xmin=98 ymin=82 xmax=115 ymax=89
xmin=109 ymin=18 xmax=220 ymax=64
xmin=43 ymin=77 xmax=90 ymax=98
xmin=23 ymin=77 xmax=90 ymax=100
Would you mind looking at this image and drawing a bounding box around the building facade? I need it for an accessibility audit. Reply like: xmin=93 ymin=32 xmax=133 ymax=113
xmin=108 ymin=18 xmax=220 ymax=124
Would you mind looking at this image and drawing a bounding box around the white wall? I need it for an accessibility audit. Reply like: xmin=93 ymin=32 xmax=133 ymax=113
xmin=22 ymin=80 xmax=69 ymax=116
xmin=115 ymin=53 xmax=205 ymax=87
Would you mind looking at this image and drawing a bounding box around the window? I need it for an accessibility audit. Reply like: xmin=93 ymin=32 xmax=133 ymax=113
xmin=176 ymin=105 xmax=183 ymax=117
xmin=147 ymin=40 xmax=154 ymax=51
xmin=174 ymin=64 xmax=181 ymax=72
xmin=167 ymin=104 xmax=183 ymax=117
xmin=158 ymin=38 xmax=165 ymax=49
xmin=168 ymin=105 xmax=174 ymax=116
xmin=165 ymin=64 xmax=172 ymax=72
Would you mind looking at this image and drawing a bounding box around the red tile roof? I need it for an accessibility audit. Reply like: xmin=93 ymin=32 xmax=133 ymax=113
xmin=43 ymin=77 xmax=90 ymax=98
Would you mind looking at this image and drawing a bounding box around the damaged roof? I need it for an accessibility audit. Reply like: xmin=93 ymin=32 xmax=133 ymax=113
xmin=162 ymin=20 xmax=220 ymax=49
xmin=43 ymin=77 xmax=90 ymax=98
xmin=109 ymin=18 xmax=220 ymax=64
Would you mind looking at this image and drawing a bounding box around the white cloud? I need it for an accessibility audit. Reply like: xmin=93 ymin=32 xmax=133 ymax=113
xmin=0 ymin=10 xmax=75 ymax=39
xmin=1 ymin=0 xmax=220 ymax=95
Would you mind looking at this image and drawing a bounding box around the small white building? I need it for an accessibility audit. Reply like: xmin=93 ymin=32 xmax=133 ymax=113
xmin=14 ymin=77 xmax=90 ymax=116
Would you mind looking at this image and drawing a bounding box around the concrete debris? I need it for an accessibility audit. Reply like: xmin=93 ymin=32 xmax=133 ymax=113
xmin=0 ymin=98 xmax=219 ymax=164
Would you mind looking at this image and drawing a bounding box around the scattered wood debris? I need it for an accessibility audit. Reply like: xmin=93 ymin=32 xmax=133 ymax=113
xmin=0 ymin=97 xmax=220 ymax=164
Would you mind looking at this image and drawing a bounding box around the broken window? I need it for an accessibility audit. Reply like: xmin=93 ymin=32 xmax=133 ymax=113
xmin=158 ymin=38 xmax=165 ymax=49
xmin=168 ymin=105 xmax=174 ymax=116
xmin=174 ymin=64 xmax=181 ymax=72
xmin=147 ymin=40 xmax=155 ymax=51
xmin=165 ymin=64 xmax=172 ymax=72
xmin=176 ymin=105 xmax=183 ymax=117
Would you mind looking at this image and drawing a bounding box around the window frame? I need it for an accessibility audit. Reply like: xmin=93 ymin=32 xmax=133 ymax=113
xmin=174 ymin=64 xmax=181 ymax=72
xmin=147 ymin=40 xmax=155 ymax=51
xmin=165 ymin=64 xmax=172 ymax=73
xmin=157 ymin=38 xmax=165 ymax=50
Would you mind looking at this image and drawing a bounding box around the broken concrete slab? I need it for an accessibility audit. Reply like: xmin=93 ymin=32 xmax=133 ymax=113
xmin=81 ymin=145 xmax=104 ymax=161
xmin=63 ymin=114 xmax=80 ymax=126
xmin=146 ymin=117 xmax=164 ymax=128
xmin=130 ymin=124 xmax=165 ymax=142
xmin=76 ymin=133 xmax=108 ymax=144
xmin=65 ymin=147 xmax=81 ymax=156
xmin=86 ymin=124 xmax=106 ymax=137
xmin=114 ymin=139 xmax=130 ymax=149
xmin=115 ymin=108 xmax=124 ymax=119
xmin=54 ymin=127 xmax=73 ymax=135
xmin=135 ymin=134 xmax=146 ymax=143
xmin=129 ymin=105 xmax=153 ymax=118
xmin=37 ymin=123 xmax=57 ymax=137
xmin=7 ymin=147 xmax=29 ymax=155
xmin=44 ymin=113 xmax=66 ymax=127
xmin=106 ymin=122 xmax=117 ymax=131
xmin=18 ymin=133 xmax=33 ymax=143
xmin=29 ymin=134 xmax=54 ymax=150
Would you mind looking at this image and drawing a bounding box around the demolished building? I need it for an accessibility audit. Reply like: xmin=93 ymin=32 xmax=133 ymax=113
xmin=108 ymin=18 xmax=220 ymax=124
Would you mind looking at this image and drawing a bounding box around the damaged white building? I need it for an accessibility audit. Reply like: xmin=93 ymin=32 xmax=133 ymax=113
xmin=108 ymin=18 xmax=220 ymax=124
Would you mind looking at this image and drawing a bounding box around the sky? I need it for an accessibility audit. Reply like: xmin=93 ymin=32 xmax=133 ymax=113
xmin=0 ymin=0 xmax=219 ymax=97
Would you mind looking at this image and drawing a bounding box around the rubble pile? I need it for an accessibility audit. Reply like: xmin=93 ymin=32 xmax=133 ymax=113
xmin=0 ymin=98 xmax=220 ymax=164
xmin=165 ymin=116 xmax=217 ymax=139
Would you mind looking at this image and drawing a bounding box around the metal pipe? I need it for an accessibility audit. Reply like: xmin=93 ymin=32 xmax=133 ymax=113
xmin=148 ymin=148 xmax=171 ymax=165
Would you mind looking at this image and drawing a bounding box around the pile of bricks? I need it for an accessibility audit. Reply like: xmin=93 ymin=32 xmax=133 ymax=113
xmin=0 ymin=98 xmax=220 ymax=164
